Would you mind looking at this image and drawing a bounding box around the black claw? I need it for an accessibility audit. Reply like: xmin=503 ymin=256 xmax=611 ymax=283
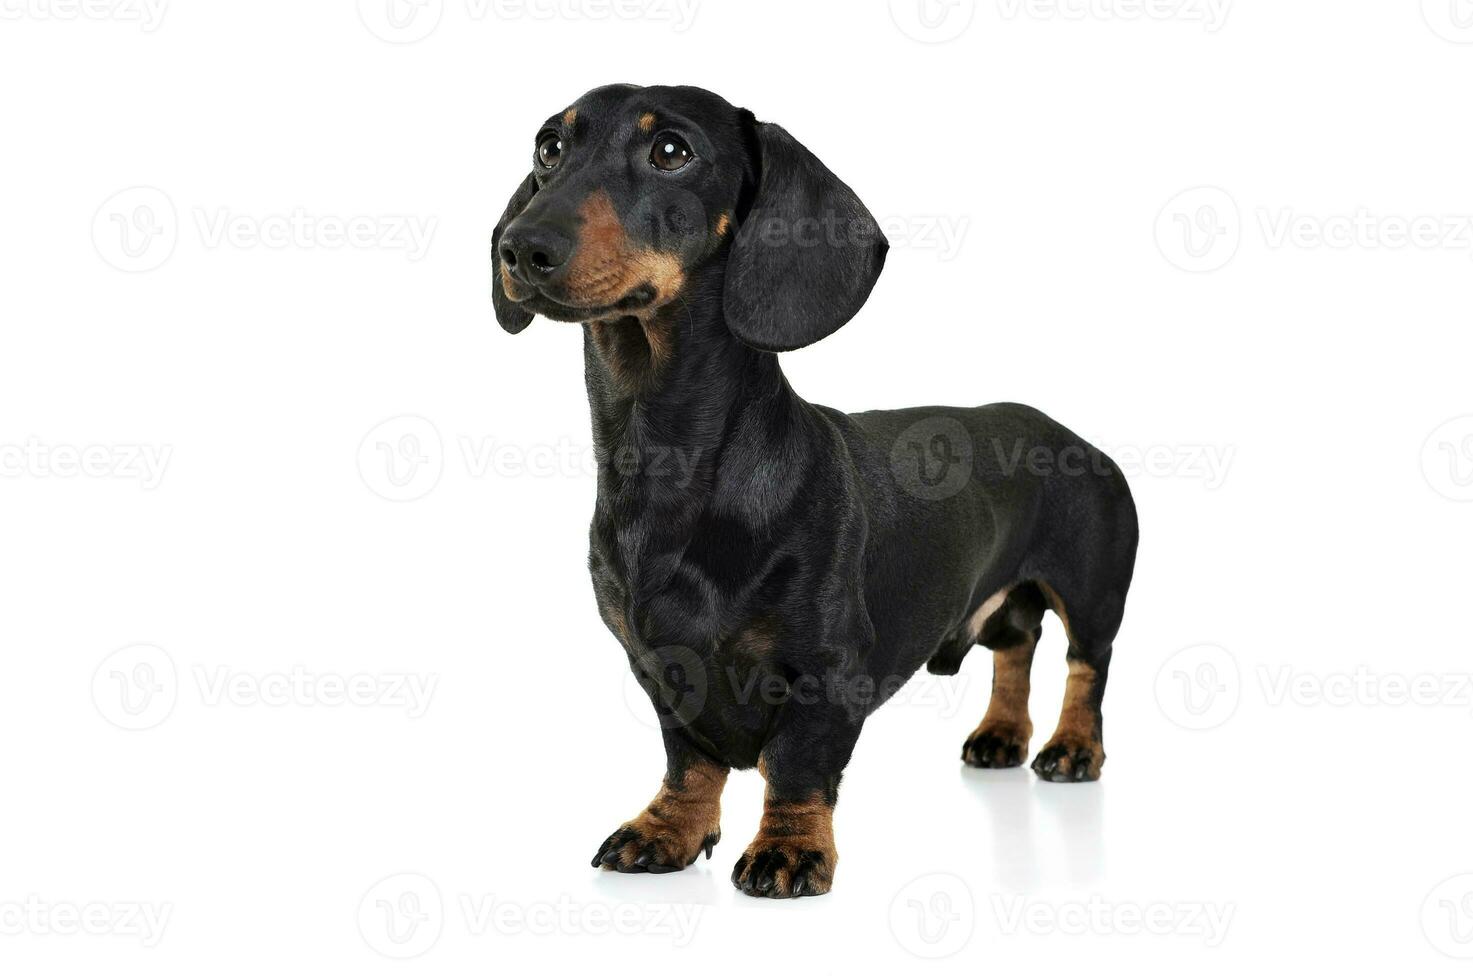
xmin=791 ymin=858 xmax=815 ymax=898
xmin=733 ymin=849 xmax=797 ymax=897
xmin=964 ymin=731 xmax=1029 ymax=769
xmin=593 ymin=828 xmax=637 ymax=868
xmin=1030 ymin=743 xmax=1101 ymax=783
xmin=729 ymin=846 xmax=836 ymax=898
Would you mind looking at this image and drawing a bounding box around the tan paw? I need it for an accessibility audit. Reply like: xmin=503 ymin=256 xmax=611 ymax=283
xmin=962 ymin=722 xmax=1031 ymax=768
xmin=1031 ymin=735 xmax=1104 ymax=782
xmin=730 ymin=838 xmax=835 ymax=898
xmin=591 ymin=818 xmax=720 ymax=873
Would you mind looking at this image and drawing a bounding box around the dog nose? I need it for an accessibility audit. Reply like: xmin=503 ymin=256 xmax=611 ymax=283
xmin=499 ymin=225 xmax=571 ymax=284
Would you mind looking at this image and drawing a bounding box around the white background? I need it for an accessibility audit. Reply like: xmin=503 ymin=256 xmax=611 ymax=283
xmin=3 ymin=0 xmax=1472 ymax=975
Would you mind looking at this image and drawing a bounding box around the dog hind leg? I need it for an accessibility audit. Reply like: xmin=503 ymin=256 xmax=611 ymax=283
xmin=1030 ymin=582 xmax=1120 ymax=783
xmin=961 ymin=582 xmax=1047 ymax=768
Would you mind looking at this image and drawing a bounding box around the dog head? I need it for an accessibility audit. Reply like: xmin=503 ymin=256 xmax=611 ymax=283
xmin=493 ymin=83 xmax=887 ymax=352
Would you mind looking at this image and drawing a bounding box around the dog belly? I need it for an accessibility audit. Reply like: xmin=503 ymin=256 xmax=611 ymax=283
xmin=839 ymin=400 xmax=1124 ymax=689
xmin=859 ymin=542 xmax=1002 ymax=704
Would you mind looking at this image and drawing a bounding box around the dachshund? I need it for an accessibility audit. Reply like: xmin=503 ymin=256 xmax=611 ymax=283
xmin=492 ymin=84 xmax=1139 ymax=899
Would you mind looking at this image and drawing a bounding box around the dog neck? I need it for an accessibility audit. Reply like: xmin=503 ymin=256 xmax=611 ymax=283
xmin=581 ymin=266 xmax=797 ymax=507
xmin=580 ymin=264 xmax=825 ymax=605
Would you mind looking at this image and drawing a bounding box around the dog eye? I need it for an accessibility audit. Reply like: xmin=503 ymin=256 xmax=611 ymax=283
xmin=536 ymin=133 xmax=563 ymax=170
xmin=650 ymin=133 xmax=693 ymax=172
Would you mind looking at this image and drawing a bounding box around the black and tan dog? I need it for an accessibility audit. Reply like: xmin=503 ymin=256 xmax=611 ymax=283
xmin=493 ymin=84 xmax=1138 ymax=899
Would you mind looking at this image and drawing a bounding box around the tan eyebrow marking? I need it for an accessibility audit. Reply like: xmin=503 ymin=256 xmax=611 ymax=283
xmin=715 ymin=212 xmax=731 ymax=236
xmin=563 ymin=108 xmax=577 ymax=127
xmin=638 ymin=112 xmax=656 ymax=132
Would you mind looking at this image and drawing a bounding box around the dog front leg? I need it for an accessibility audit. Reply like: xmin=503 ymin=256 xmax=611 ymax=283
xmin=732 ymin=675 xmax=863 ymax=899
xmin=592 ymin=734 xmax=728 ymax=874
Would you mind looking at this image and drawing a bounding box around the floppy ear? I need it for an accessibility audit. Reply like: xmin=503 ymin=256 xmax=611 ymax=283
xmin=723 ymin=117 xmax=888 ymax=352
xmin=492 ymin=172 xmax=538 ymax=334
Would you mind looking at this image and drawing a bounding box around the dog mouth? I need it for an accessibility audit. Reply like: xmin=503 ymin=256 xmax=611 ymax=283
xmin=513 ymin=283 xmax=660 ymax=322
